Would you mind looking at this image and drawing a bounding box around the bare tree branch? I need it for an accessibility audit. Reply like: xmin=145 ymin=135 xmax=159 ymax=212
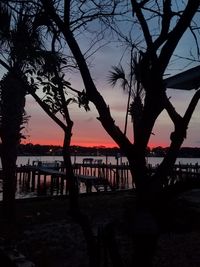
xmin=41 ymin=0 xmax=133 ymax=152
xmin=164 ymin=94 xmax=182 ymax=125
xmin=159 ymin=0 xmax=200 ymax=74
xmin=30 ymin=89 xmax=67 ymax=131
xmin=64 ymin=0 xmax=70 ymax=27
xmin=183 ymin=89 xmax=200 ymax=126
xmin=131 ymin=0 xmax=155 ymax=53
xmin=155 ymin=89 xmax=200 ymax=183
xmin=154 ymin=0 xmax=172 ymax=49
xmin=189 ymin=24 xmax=200 ymax=56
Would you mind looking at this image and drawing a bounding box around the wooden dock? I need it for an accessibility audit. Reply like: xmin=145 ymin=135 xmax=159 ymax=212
xmin=76 ymin=174 xmax=114 ymax=193
xmin=6 ymin=160 xmax=131 ymax=198
xmin=1 ymin=160 xmax=200 ymax=199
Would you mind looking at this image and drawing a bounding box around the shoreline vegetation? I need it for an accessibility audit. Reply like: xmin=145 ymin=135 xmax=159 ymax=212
xmin=1 ymin=143 xmax=200 ymax=158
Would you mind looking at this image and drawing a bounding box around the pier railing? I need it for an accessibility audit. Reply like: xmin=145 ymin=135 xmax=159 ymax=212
xmin=73 ymin=162 xmax=132 ymax=190
xmin=13 ymin=161 xmax=133 ymax=198
xmin=1 ymin=161 xmax=200 ymax=199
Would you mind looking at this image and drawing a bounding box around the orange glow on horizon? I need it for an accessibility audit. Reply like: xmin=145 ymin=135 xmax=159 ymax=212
xmin=71 ymin=141 xmax=118 ymax=148
xmin=24 ymin=138 xmax=169 ymax=149
xmin=24 ymin=139 xmax=63 ymax=146
xmin=23 ymin=138 xmax=118 ymax=148
xmin=148 ymin=141 xmax=169 ymax=149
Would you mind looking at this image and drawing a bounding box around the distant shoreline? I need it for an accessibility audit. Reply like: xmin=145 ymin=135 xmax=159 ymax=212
xmin=17 ymin=154 xmax=200 ymax=158
xmin=14 ymin=143 xmax=200 ymax=158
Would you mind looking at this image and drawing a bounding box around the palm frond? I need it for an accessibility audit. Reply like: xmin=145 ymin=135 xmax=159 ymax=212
xmin=11 ymin=12 xmax=43 ymax=66
xmin=0 ymin=3 xmax=11 ymax=45
xmin=131 ymin=52 xmax=143 ymax=84
xmin=108 ymin=65 xmax=128 ymax=89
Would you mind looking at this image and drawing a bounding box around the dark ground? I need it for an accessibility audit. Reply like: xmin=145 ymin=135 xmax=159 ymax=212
xmin=0 ymin=190 xmax=200 ymax=267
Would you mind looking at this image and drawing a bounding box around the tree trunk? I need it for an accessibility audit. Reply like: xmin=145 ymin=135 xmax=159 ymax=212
xmin=0 ymin=71 xmax=25 ymax=222
xmin=62 ymin=132 xmax=79 ymax=214
xmin=1 ymin=141 xmax=17 ymax=222
xmin=62 ymin=132 xmax=99 ymax=266
xmin=128 ymin=150 xmax=160 ymax=267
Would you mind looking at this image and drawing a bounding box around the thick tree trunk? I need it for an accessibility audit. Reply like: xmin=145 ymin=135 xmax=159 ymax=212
xmin=62 ymin=133 xmax=79 ymax=214
xmin=127 ymin=150 xmax=160 ymax=267
xmin=1 ymin=141 xmax=17 ymax=222
xmin=62 ymin=133 xmax=99 ymax=266
xmin=0 ymin=72 xmax=25 ymax=222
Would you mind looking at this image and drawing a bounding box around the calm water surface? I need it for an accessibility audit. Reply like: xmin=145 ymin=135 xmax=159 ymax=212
xmin=1 ymin=155 xmax=200 ymax=168
xmin=14 ymin=155 xmax=200 ymax=167
xmin=1 ymin=156 xmax=200 ymax=200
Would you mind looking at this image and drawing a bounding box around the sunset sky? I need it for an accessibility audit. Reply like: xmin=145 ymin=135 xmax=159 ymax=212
xmin=24 ymin=42 xmax=200 ymax=148
xmin=1 ymin=3 xmax=200 ymax=149
xmin=25 ymin=84 xmax=200 ymax=148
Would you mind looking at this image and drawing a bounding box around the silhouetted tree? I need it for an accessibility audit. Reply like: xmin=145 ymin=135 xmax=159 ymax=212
xmin=1 ymin=0 xmax=200 ymax=266
xmin=38 ymin=1 xmax=200 ymax=265
xmin=0 ymin=3 xmax=42 ymax=221
xmin=30 ymin=53 xmax=90 ymax=214
xmin=0 ymin=71 xmax=27 ymax=222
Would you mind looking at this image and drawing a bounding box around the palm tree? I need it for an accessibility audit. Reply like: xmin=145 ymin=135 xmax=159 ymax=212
xmin=0 ymin=71 xmax=27 ymax=221
xmin=108 ymin=52 xmax=144 ymax=143
xmin=0 ymin=3 xmax=44 ymax=221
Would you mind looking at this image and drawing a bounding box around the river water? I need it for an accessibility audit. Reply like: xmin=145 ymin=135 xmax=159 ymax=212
xmin=1 ymin=156 xmax=200 ymax=200
xmin=0 ymin=155 xmax=200 ymax=168
xmin=14 ymin=155 xmax=200 ymax=167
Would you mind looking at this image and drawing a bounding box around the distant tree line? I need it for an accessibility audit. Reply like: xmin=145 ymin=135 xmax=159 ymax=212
xmin=1 ymin=143 xmax=199 ymax=158
xmin=15 ymin=143 xmax=121 ymax=156
xmin=150 ymin=146 xmax=200 ymax=158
